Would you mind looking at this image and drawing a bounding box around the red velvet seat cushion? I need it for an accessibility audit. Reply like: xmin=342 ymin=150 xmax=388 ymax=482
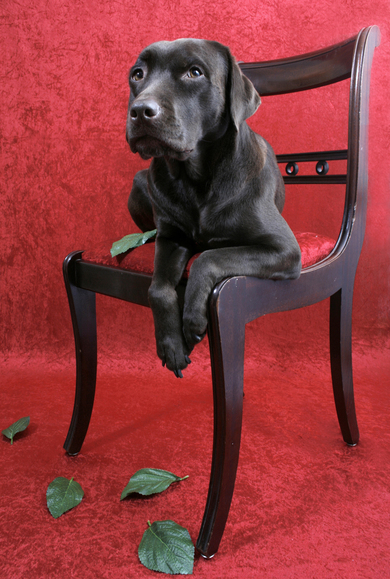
xmin=81 ymin=232 xmax=335 ymax=277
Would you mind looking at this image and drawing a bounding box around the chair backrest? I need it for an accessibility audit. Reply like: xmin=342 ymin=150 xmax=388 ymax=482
xmin=239 ymin=26 xmax=380 ymax=266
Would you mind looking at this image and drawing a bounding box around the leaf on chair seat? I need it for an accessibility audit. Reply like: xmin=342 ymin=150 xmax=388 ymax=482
xmin=110 ymin=229 xmax=157 ymax=257
xmin=120 ymin=468 xmax=189 ymax=500
xmin=2 ymin=416 xmax=30 ymax=444
xmin=46 ymin=477 xmax=84 ymax=519
xmin=138 ymin=520 xmax=194 ymax=575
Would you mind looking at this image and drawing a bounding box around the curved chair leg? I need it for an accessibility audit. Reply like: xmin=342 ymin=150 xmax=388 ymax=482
xmin=329 ymin=285 xmax=359 ymax=445
xmin=63 ymin=251 xmax=97 ymax=455
xmin=196 ymin=277 xmax=246 ymax=558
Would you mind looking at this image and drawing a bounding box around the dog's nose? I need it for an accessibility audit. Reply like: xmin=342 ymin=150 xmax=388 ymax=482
xmin=130 ymin=99 xmax=160 ymax=121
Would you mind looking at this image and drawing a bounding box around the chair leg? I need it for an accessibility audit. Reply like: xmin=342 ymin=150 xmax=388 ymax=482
xmin=329 ymin=286 xmax=359 ymax=445
xmin=196 ymin=278 xmax=246 ymax=558
xmin=63 ymin=251 xmax=97 ymax=455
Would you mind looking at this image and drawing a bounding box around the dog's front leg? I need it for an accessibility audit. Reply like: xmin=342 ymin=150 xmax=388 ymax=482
xmin=148 ymin=236 xmax=193 ymax=377
xmin=183 ymin=241 xmax=301 ymax=351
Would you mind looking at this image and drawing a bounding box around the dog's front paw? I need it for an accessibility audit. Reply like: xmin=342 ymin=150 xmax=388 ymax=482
xmin=157 ymin=336 xmax=191 ymax=378
xmin=183 ymin=312 xmax=208 ymax=353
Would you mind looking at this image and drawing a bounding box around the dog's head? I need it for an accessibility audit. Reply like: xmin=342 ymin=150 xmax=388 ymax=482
xmin=126 ymin=39 xmax=260 ymax=161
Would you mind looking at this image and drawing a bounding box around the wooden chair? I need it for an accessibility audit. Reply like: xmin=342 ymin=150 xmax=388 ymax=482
xmin=63 ymin=26 xmax=380 ymax=558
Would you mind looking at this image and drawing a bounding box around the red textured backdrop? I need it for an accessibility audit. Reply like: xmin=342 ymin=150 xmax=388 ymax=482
xmin=1 ymin=3 xmax=390 ymax=578
xmin=1 ymin=0 xmax=389 ymax=366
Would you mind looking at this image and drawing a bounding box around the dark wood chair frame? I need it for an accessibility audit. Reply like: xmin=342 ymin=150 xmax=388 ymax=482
xmin=62 ymin=26 xmax=380 ymax=558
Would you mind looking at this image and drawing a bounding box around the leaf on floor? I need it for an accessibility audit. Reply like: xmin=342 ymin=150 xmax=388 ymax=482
xmin=138 ymin=520 xmax=194 ymax=575
xmin=46 ymin=477 xmax=84 ymax=519
xmin=2 ymin=416 xmax=30 ymax=444
xmin=121 ymin=468 xmax=189 ymax=500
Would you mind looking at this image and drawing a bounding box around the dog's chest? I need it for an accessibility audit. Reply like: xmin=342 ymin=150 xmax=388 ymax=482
xmin=150 ymin=160 xmax=240 ymax=247
xmin=159 ymin=189 xmax=233 ymax=247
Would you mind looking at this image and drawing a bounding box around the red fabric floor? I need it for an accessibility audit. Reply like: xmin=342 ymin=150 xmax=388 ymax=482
xmin=1 ymin=332 xmax=389 ymax=578
xmin=1 ymin=1 xmax=389 ymax=577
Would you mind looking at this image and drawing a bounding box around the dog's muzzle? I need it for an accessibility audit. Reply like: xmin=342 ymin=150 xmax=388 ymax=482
xmin=128 ymin=134 xmax=193 ymax=160
xmin=127 ymin=98 xmax=193 ymax=160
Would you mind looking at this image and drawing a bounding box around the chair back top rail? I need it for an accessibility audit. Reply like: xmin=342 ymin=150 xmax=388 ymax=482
xmin=239 ymin=35 xmax=357 ymax=96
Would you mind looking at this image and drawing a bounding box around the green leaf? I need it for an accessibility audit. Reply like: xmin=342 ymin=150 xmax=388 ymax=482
xmin=138 ymin=520 xmax=194 ymax=575
xmin=46 ymin=477 xmax=84 ymax=519
xmin=121 ymin=468 xmax=189 ymax=500
xmin=2 ymin=416 xmax=30 ymax=444
xmin=110 ymin=229 xmax=157 ymax=257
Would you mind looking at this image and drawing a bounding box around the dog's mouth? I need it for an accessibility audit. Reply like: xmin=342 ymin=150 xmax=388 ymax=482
xmin=129 ymin=135 xmax=193 ymax=161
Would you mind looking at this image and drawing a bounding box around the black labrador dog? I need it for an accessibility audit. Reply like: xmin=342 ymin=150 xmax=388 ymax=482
xmin=126 ymin=39 xmax=301 ymax=377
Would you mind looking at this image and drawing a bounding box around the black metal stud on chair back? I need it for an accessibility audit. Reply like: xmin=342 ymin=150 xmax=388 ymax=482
xmin=63 ymin=27 xmax=380 ymax=558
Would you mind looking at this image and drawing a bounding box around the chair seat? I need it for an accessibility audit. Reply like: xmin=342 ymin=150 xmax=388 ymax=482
xmin=81 ymin=231 xmax=336 ymax=276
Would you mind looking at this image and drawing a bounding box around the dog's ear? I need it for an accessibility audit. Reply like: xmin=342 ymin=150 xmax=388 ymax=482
xmin=226 ymin=49 xmax=261 ymax=131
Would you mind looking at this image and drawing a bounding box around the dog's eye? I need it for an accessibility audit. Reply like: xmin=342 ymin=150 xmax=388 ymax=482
xmin=187 ymin=66 xmax=203 ymax=78
xmin=131 ymin=69 xmax=144 ymax=82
